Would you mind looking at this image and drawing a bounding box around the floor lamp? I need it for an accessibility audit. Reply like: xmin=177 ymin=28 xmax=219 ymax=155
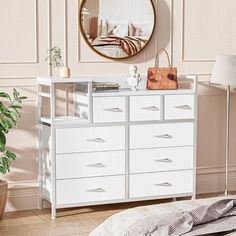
xmin=211 ymin=55 xmax=236 ymax=196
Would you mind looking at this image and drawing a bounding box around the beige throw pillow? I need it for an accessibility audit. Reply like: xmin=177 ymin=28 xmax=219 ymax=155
xmin=129 ymin=23 xmax=152 ymax=37
xmin=107 ymin=22 xmax=128 ymax=36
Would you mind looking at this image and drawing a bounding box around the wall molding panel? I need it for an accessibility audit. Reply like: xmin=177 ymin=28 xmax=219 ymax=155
xmin=180 ymin=0 xmax=215 ymax=63
xmin=172 ymin=0 xmax=230 ymax=74
xmin=47 ymin=0 xmax=52 ymax=76
xmin=0 ymin=0 xmax=39 ymax=64
xmin=176 ymin=0 xmax=236 ymax=70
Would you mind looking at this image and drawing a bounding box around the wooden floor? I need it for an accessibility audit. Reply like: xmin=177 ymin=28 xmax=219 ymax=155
xmin=0 ymin=194 xmax=224 ymax=236
xmin=0 ymin=198 xmax=177 ymax=236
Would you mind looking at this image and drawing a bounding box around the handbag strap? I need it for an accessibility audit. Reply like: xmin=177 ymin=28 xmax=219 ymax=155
xmin=155 ymin=48 xmax=171 ymax=67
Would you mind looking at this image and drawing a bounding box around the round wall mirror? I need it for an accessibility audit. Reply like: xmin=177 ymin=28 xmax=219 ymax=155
xmin=79 ymin=0 xmax=156 ymax=60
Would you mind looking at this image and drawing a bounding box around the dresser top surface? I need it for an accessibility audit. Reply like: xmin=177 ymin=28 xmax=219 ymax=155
xmin=89 ymin=88 xmax=195 ymax=96
xmin=37 ymin=75 xmax=197 ymax=95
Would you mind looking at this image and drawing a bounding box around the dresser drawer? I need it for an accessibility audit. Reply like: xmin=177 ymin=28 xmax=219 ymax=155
xmin=164 ymin=95 xmax=194 ymax=120
xmin=130 ymin=147 xmax=194 ymax=174
xmin=130 ymin=95 xmax=161 ymax=121
xmin=130 ymin=170 xmax=193 ymax=198
xmin=56 ymin=175 xmax=125 ymax=205
xmin=56 ymin=126 xmax=125 ymax=154
xmin=130 ymin=123 xmax=193 ymax=149
xmin=56 ymin=151 xmax=125 ymax=179
xmin=93 ymin=97 xmax=126 ymax=123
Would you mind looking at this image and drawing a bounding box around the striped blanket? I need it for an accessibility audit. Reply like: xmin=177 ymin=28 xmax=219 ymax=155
xmin=124 ymin=199 xmax=236 ymax=235
xmin=90 ymin=197 xmax=236 ymax=236
xmin=92 ymin=36 xmax=147 ymax=56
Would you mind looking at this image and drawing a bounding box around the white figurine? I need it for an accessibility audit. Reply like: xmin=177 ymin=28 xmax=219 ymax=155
xmin=127 ymin=65 xmax=141 ymax=91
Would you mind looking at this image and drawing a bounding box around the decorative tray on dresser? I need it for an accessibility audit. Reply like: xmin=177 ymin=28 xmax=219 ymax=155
xmin=37 ymin=74 xmax=198 ymax=219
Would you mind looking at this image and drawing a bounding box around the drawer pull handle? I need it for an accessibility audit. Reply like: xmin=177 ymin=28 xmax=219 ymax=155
xmin=154 ymin=134 xmax=173 ymax=139
xmin=154 ymin=158 xmax=173 ymax=163
xmin=141 ymin=106 xmax=159 ymax=111
xmin=86 ymin=138 xmax=106 ymax=143
xmin=154 ymin=182 xmax=172 ymax=187
xmin=86 ymin=163 xmax=106 ymax=168
xmin=103 ymin=108 xmax=123 ymax=113
xmin=86 ymin=188 xmax=106 ymax=193
xmin=174 ymin=105 xmax=192 ymax=110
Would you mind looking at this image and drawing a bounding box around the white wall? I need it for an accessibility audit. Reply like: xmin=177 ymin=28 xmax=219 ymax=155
xmin=99 ymin=0 xmax=153 ymax=18
xmin=0 ymin=0 xmax=236 ymax=212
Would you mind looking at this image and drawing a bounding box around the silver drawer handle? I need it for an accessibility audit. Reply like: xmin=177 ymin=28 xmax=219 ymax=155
xmin=154 ymin=182 xmax=172 ymax=187
xmin=174 ymin=105 xmax=192 ymax=110
xmin=103 ymin=107 xmax=123 ymax=113
xmin=154 ymin=158 xmax=173 ymax=163
xmin=86 ymin=138 xmax=106 ymax=143
xmin=154 ymin=134 xmax=173 ymax=139
xmin=86 ymin=163 xmax=106 ymax=168
xmin=141 ymin=106 xmax=159 ymax=111
xmin=86 ymin=188 xmax=106 ymax=193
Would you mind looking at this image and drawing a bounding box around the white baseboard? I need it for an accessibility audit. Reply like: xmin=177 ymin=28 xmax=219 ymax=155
xmin=196 ymin=165 xmax=236 ymax=194
xmin=5 ymin=166 xmax=236 ymax=212
xmin=6 ymin=181 xmax=39 ymax=212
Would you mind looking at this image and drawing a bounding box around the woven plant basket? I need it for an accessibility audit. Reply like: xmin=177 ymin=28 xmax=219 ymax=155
xmin=0 ymin=180 xmax=7 ymax=219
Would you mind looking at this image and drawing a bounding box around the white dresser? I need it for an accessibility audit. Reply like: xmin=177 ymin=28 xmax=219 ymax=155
xmin=37 ymin=75 xmax=198 ymax=219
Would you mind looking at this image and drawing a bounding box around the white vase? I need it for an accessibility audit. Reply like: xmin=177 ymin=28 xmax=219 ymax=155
xmin=60 ymin=67 xmax=70 ymax=78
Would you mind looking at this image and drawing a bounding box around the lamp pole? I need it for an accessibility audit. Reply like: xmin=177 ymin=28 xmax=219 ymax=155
xmin=225 ymin=85 xmax=230 ymax=196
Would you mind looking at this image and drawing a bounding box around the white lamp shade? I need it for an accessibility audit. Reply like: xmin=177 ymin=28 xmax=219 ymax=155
xmin=211 ymin=55 xmax=236 ymax=85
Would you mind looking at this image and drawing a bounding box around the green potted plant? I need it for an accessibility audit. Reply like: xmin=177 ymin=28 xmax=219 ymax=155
xmin=0 ymin=89 xmax=27 ymax=218
xmin=45 ymin=46 xmax=71 ymax=78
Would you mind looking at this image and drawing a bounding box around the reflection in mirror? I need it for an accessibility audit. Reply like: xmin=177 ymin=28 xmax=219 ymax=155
xmin=79 ymin=0 xmax=156 ymax=60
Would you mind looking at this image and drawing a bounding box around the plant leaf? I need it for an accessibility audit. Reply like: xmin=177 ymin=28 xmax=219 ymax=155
xmin=0 ymin=92 xmax=11 ymax=100
xmin=0 ymin=130 xmax=6 ymax=145
xmin=13 ymin=88 xmax=19 ymax=100
xmin=9 ymin=112 xmax=17 ymax=123
xmin=11 ymin=105 xmax=22 ymax=110
xmin=19 ymin=96 xmax=27 ymax=100
xmin=0 ymin=166 xmax=7 ymax=174
xmin=2 ymin=157 xmax=10 ymax=170
xmin=6 ymin=119 xmax=12 ymax=129
xmin=0 ymin=142 xmax=5 ymax=152
xmin=0 ymin=119 xmax=9 ymax=131
xmin=6 ymin=151 xmax=16 ymax=160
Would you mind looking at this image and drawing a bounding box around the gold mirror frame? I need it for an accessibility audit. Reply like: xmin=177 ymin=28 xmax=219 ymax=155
xmin=79 ymin=0 xmax=156 ymax=60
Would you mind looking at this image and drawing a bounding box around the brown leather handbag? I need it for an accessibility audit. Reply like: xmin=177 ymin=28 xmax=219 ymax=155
xmin=147 ymin=49 xmax=178 ymax=90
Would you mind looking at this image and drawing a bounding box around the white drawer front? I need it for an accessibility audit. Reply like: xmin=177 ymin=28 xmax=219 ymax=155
xmin=130 ymin=123 xmax=194 ymax=149
xmin=165 ymin=95 xmax=194 ymax=120
xmin=56 ymin=151 xmax=125 ymax=179
xmin=93 ymin=97 xmax=126 ymax=123
xmin=56 ymin=175 xmax=125 ymax=205
xmin=130 ymin=95 xmax=161 ymax=121
xmin=56 ymin=126 xmax=125 ymax=154
xmin=130 ymin=147 xmax=194 ymax=174
xmin=130 ymin=170 xmax=193 ymax=198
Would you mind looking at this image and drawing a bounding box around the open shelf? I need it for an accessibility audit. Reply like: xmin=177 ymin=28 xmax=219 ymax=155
xmin=41 ymin=116 xmax=89 ymax=126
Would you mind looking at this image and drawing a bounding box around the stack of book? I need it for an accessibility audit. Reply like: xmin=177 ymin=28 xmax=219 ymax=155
xmin=78 ymin=82 xmax=120 ymax=92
